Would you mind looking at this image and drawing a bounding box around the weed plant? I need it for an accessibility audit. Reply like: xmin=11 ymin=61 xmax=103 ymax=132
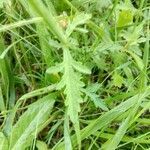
xmin=0 ymin=0 xmax=150 ymax=149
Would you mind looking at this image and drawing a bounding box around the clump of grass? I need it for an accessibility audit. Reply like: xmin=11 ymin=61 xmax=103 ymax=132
xmin=0 ymin=0 xmax=150 ymax=150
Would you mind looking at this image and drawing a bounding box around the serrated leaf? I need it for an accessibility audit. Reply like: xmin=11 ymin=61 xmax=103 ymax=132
xmin=63 ymin=71 xmax=83 ymax=123
xmin=9 ymin=94 xmax=55 ymax=150
xmin=72 ymin=61 xmax=91 ymax=74
xmin=57 ymin=48 xmax=83 ymax=147
xmin=46 ymin=63 xmax=63 ymax=74
xmin=59 ymin=48 xmax=84 ymax=123
xmin=90 ymin=96 xmax=108 ymax=111
xmin=117 ymin=9 xmax=133 ymax=27
xmin=122 ymin=23 xmax=144 ymax=45
xmin=82 ymin=89 xmax=108 ymax=111
xmin=66 ymin=13 xmax=91 ymax=37
xmin=112 ymin=72 xmax=124 ymax=88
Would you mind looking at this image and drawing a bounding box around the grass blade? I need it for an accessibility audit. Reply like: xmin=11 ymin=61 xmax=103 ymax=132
xmin=9 ymin=94 xmax=55 ymax=150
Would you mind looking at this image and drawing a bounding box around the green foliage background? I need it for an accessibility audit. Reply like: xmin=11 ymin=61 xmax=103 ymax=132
xmin=0 ymin=0 xmax=150 ymax=149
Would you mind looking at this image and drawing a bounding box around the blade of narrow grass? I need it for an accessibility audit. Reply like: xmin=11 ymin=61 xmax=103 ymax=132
xmin=0 ymin=31 xmax=15 ymax=137
xmin=26 ymin=0 xmax=67 ymax=45
xmin=55 ymin=88 xmax=150 ymax=149
xmin=18 ymin=84 xmax=56 ymax=101
xmin=36 ymin=23 xmax=54 ymax=67
xmin=0 ymin=36 xmax=10 ymax=99
xmin=132 ymin=100 xmax=150 ymax=125
xmin=93 ymin=132 xmax=150 ymax=144
xmin=80 ymin=90 xmax=149 ymax=142
xmin=103 ymin=99 xmax=141 ymax=150
xmin=118 ymin=131 xmax=150 ymax=148
xmin=0 ymin=86 xmax=5 ymax=111
xmin=20 ymin=0 xmax=58 ymax=85
xmin=44 ymin=0 xmax=57 ymax=16
xmin=0 ymin=34 xmax=36 ymax=59
xmin=0 ymin=17 xmax=42 ymax=32
xmin=0 ymin=34 xmax=16 ymax=137
xmin=9 ymin=94 xmax=55 ymax=150
xmin=140 ymin=10 xmax=149 ymax=89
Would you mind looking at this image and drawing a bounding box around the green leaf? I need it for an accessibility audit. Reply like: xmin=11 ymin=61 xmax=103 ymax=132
xmin=0 ymin=132 xmax=8 ymax=150
xmin=48 ymin=39 xmax=62 ymax=49
xmin=75 ymin=27 xmax=88 ymax=33
xmin=121 ymin=23 xmax=144 ymax=45
xmin=96 ymin=0 xmax=112 ymax=12
xmin=72 ymin=61 xmax=91 ymax=74
xmin=90 ymin=94 xmax=108 ymax=111
xmin=127 ymin=51 xmax=144 ymax=71
xmin=9 ymin=94 xmax=55 ymax=150
xmin=0 ymin=18 xmax=42 ymax=34
xmin=27 ymin=0 xmax=67 ymax=44
xmin=82 ymin=89 xmax=108 ymax=111
xmin=0 ymin=86 xmax=5 ymax=111
xmin=55 ymin=88 xmax=150 ymax=149
xmin=65 ymin=13 xmax=91 ymax=37
xmin=112 ymin=72 xmax=124 ymax=88
xmin=64 ymin=113 xmax=72 ymax=150
xmin=36 ymin=140 xmax=48 ymax=150
xmin=117 ymin=9 xmax=133 ymax=27
xmin=49 ymin=48 xmax=89 ymax=124
xmin=103 ymin=92 xmax=144 ymax=150
xmin=57 ymin=48 xmax=84 ymax=123
xmin=19 ymin=84 xmax=56 ymax=101
xmin=103 ymin=116 xmax=130 ymax=150
xmin=56 ymin=48 xmax=85 ymax=148
xmin=0 ymin=0 xmax=4 ymax=8
xmin=46 ymin=63 xmax=64 ymax=74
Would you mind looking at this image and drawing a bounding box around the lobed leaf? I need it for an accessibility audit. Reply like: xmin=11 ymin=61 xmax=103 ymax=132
xmin=46 ymin=63 xmax=64 ymax=74
xmin=72 ymin=61 xmax=91 ymax=74
xmin=65 ymin=13 xmax=91 ymax=37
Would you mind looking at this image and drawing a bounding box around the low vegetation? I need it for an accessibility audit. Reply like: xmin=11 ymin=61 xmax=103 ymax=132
xmin=0 ymin=0 xmax=150 ymax=149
